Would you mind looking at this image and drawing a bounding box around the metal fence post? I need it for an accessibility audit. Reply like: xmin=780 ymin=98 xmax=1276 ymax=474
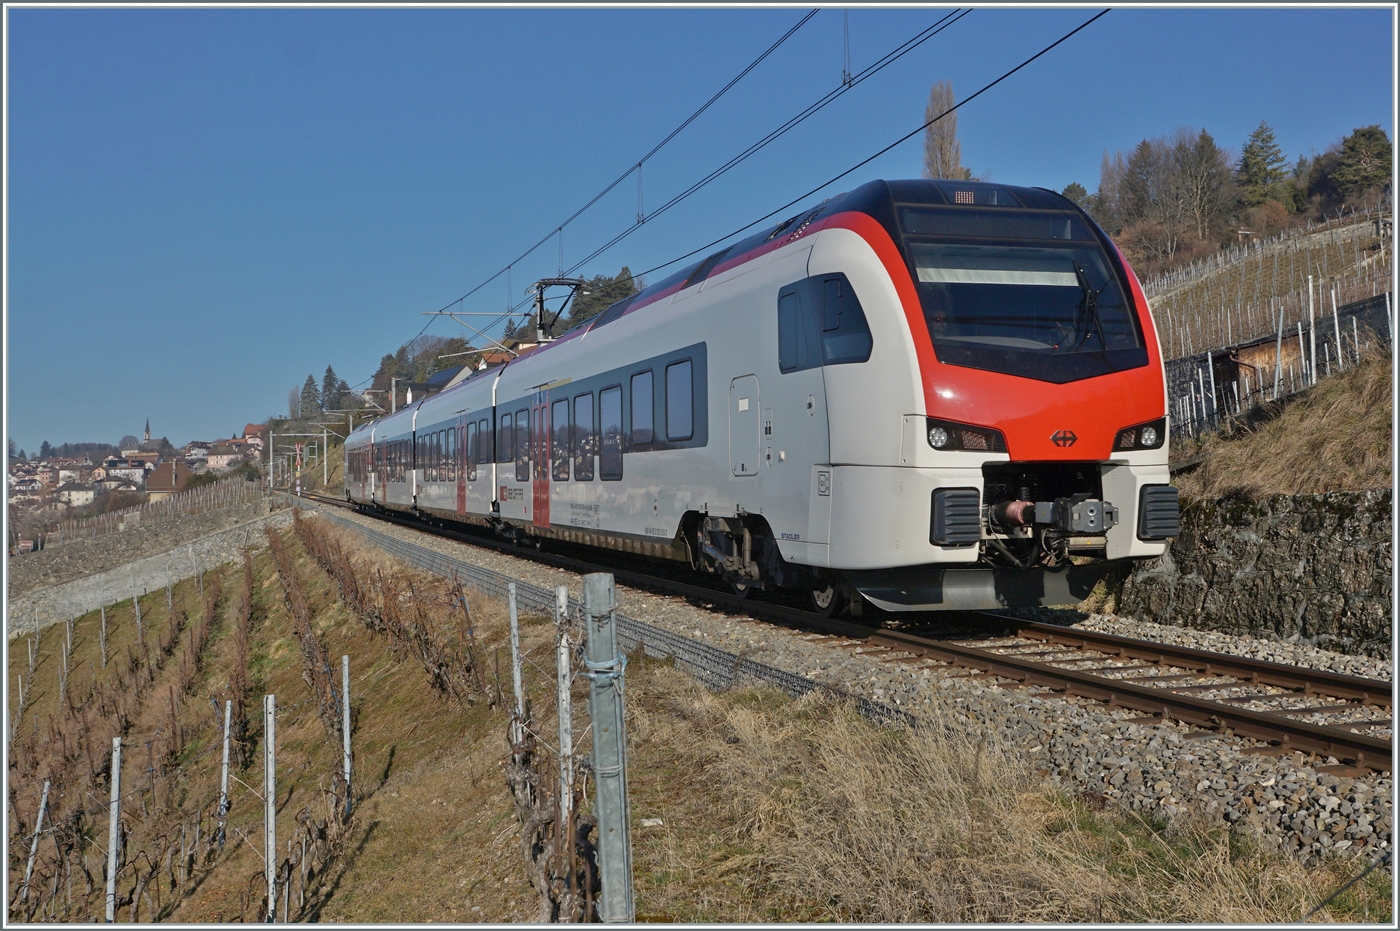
xmin=21 ymin=779 xmax=51 ymax=902
xmin=508 ymin=583 xmax=525 ymax=745
xmin=341 ymin=655 xmax=352 ymax=816
xmin=218 ymin=700 xmax=232 ymax=848
xmin=264 ymin=694 xmax=277 ymax=923
xmin=106 ymin=739 xmax=121 ymax=922
xmin=583 ymin=573 xmax=635 ymax=923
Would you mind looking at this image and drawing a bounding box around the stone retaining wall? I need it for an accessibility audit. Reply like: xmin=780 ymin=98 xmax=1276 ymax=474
xmin=7 ymin=509 xmax=296 ymax=639
xmin=1119 ymin=489 xmax=1392 ymax=658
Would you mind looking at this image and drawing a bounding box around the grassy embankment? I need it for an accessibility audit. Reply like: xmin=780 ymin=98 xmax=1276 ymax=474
xmin=9 ymin=516 xmax=1388 ymax=922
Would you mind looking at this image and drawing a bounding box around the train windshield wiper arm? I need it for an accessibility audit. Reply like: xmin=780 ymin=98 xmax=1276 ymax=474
xmin=1071 ymin=261 xmax=1107 ymax=351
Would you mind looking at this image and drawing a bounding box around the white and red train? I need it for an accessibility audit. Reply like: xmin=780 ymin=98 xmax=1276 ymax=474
xmin=343 ymin=179 xmax=1179 ymax=615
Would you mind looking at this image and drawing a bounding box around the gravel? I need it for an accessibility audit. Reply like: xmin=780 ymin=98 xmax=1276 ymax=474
xmin=313 ymin=504 xmax=1393 ymax=869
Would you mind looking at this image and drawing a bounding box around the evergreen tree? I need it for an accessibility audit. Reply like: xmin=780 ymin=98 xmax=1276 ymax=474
xmin=300 ymin=375 xmax=321 ymax=418
xmin=17 ymin=449 xmax=26 ymax=461
xmin=39 ymin=441 xmax=53 ymax=459
xmin=7 ymin=438 xmax=15 ymax=459
xmin=1237 ymin=121 xmax=1289 ymax=208
xmin=321 ymin=366 xmax=343 ymax=411
xmin=1332 ymin=125 xmax=1392 ymax=198
xmin=1060 ymin=182 xmax=1089 ymax=206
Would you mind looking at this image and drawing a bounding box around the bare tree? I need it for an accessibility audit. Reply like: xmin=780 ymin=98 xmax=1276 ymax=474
xmin=922 ymin=80 xmax=970 ymax=180
xmin=1171 ymin=127 xmax=1233 ymax=243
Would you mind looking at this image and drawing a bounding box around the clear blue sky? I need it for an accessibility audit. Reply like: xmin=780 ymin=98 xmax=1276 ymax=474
xmin=5 ymin=5 xmax=1393 ymax=452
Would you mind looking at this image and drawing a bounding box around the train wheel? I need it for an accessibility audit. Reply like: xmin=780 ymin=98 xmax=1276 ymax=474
xmin=730 ymin=579 xmax=757 ymax=599
xmin=809 ymin=584 xmax=846 ymax=617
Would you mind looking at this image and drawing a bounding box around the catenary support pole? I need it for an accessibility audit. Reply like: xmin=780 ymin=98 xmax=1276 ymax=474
xmin=583 ymin=574 xmax=635 ymax=923
xmin=341 ymin=655 xmax=352 ymax=817
xmin=218 ymin=700 xmax=232 ymax=848
xmin=324 ymin=429 xmax=329 ymax=488
xmin=106 ymin=739 xmax=121 ymax=922
xmin=264 ymin=694 xmax=277 ymax=923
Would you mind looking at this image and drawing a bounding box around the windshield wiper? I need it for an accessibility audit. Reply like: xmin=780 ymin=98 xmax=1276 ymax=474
xmin=1071 ymin=261 xmax=1107 ymax=351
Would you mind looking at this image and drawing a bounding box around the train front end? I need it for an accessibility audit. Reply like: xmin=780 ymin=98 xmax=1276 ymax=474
xmin=830 ymin=180 xmax=1180 ymax=611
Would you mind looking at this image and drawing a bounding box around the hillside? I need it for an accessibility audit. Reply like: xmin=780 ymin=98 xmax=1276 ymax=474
xmin=1172 ymin=344 xmax=1392 ymax=499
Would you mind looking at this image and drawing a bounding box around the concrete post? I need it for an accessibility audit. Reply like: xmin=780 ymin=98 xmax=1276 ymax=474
xmin=554 ymin=586 xmax=574 ymax=887
xmin=264 ymin=695 xmax=277 ymax=923
xmin=106 ymin=740 xmax=121 ymax=922
xmin=341 ymin=655 xmax=352 ymax=817
xmin=507 ymin=583 xmax=524 ymax=745
xmin=218 ymin=700 xmax=232 ymax=848
xmin=22 ymin=779 xmax=51 ymax=902
xmin=583 ymin=573 xmax=635 ymax=923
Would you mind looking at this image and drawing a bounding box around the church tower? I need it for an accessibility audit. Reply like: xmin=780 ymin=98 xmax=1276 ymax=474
xmin=144 ymin=417 xmax=151 ymax=443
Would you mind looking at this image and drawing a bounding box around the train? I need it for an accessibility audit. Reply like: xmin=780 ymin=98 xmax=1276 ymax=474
xmin=343 ymin=178 xmax=1179 ymax=616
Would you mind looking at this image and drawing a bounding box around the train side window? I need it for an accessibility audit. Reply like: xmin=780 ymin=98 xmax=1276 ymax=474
xmin=573 ymin=392 xmax=595 ymax=481
xmin=498 ymin=414 xmax=513 ymax=465
xmin=666 ymin=359 xmax=693 ymax=440
xmin=439 ymin=430 xmax=446 ymax=481
xmin=630 ymin=371 xmax=654 ymax=445
xmin=819 ymin=274 xmax=873 ymax=365
xmin=599 ymin=386 xmax=623 ymax=480
xmin=515 ymin=409 xmax=530 ymax=482
xmin=465 ymin=422 xmax=476 ymax=481
xmin=551 ymin=399 xmax=570 ymax=481
xmin=430 ymin=432 xmax=439 ymax=482
xmin=777 ymin=286 xmax=819 ymax=372
xmin=447 ymin=429 xmax=456 ymax=482
xmin=479 ymin=419 xmax=492 ymax=464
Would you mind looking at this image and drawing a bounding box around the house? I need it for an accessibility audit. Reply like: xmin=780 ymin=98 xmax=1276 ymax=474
xmin=101 ymin=460 xmax=148 ymax=484
xmin=55 ymin=482 xmax=95 ymax=507
xmin=58 ymin=464 xmax=93 ymax=484
xmin=243 ymin=424 xmax=267 ymax=448
xmin=183 ymin=443 xmax=211 ymax=460
xmin=35 ymin=465 xmax=58 ymax=486
xmin=207 ymin=445 xmax=244 ymax=471
xmin=127 ymin=451 xmax=161 ymax=467
xmin=145 ymin=460 xmax=192 ymax=500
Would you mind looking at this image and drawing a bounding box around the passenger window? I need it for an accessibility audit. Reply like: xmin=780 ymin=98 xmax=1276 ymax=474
xmin=515 ymin=409 xmax=530 ymax=482
xmin=447 ymin=429 xmax=456 ymax=482
xmin=573 ymin=392 xmax=594 ymax=481
xmin=479 ymin=419 xmax=491 ymax=464
xmin=778 ymin=292 xmax=802 ymax=372
xmin=599 ymin=386 xmax=623 ymax=480
xmin=666 ymin=359 xmax=693 ymax=440
xmin=498 ymin=414 xmax=513 ymax=464
xmin=552 ymin=399 xmax=570 ymax=481
xmin=630 ymin=371 xmax=654 ymax=445
xmin=465 ymin=422 xmax=477 ymax=481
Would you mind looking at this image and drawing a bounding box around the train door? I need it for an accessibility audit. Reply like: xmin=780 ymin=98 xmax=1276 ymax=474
xmin=531 ymin=391 xmax=550 ymax=529
xmin=776 ymin=279 xmax=834 ymax=544
xmin=729 ymin=375 xmax=760 ymax=476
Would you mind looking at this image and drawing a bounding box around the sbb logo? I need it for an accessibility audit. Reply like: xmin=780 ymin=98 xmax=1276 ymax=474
xmin=1050 ymin=430 xmax=1078 ymax=448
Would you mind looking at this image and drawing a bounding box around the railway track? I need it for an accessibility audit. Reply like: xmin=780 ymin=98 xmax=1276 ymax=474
xmin=296 ymin=492 xmax=1393 ymax=774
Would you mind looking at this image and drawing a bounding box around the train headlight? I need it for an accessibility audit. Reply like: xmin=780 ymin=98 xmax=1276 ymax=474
xmin=1115 ymin=417 xmax=1167 ymax=451
xmin=926 ymin=418 xmax=1007 ymax=452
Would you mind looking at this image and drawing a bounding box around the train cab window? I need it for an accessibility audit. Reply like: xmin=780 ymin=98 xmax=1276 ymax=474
xmin=599 ymin=386 xmax=623 ymax=480
xmin=465 ymin=422 xmax=476 ymax=481
xmin=630 ymin=371 xmax=654 ymax=445
xmin=515 ymin=409 xmax=530 ymax=482
xmin=551 ymin=399 xmax=570 ymax=481
xmin=573 ymin=392 xmax=595 ymax=481
xmin=666 ymin=359 xmax=693 ymax=440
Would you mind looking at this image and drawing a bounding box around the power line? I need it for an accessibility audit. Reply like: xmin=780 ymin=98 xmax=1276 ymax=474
xmin=427 ymin=9 xmax=819 ymax=319
xmin=627 ymin=8 xmax=1112 ymax=282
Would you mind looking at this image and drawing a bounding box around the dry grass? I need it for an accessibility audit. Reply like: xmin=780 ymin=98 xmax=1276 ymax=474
xmin=623 ymin=658 xmax=1391 ymax=923
xmin=1173 ymin=344 xmax=1392 ymax=499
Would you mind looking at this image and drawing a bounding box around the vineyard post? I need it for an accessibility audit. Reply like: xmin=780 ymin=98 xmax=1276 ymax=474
xmin=1330 ymin=288 xmax=1343 ymax=372
xmin=218 ymin=700 xmax=232 ymax=848
xmin=22 ymin=779 xmax=51 ymax=902
xmin=1352 ymin=316 xmax=1360 ymax=364
xmin=100 ymin=606 xmax=107 ymax=668
xmin=106 ymin=739 xmax=121 ymax=922
xmin=264 ymin=694 xmax=277 ymax=923
xmin=583 ymin=573 xmax=635 ymax=923
xmin=1307 ymin=275 xmax=1317 ymax=385
xmin=341 ymin=655 xmax=352 ymax=817
xmin=508 ymin=583 xmax=524 ymax=745
xmin=554 ymin=585 xmax=574 ymax=893
xmin=191 ymin=546 xmax=202 ymax=598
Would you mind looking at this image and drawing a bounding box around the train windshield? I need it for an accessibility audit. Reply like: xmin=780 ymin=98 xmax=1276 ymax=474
xmin=899 ymin=206 xmax=1147 ymax=384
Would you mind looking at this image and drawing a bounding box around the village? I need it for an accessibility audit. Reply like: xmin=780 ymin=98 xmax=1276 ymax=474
xmin=5 ymin=419 xmax=267 ymax=553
